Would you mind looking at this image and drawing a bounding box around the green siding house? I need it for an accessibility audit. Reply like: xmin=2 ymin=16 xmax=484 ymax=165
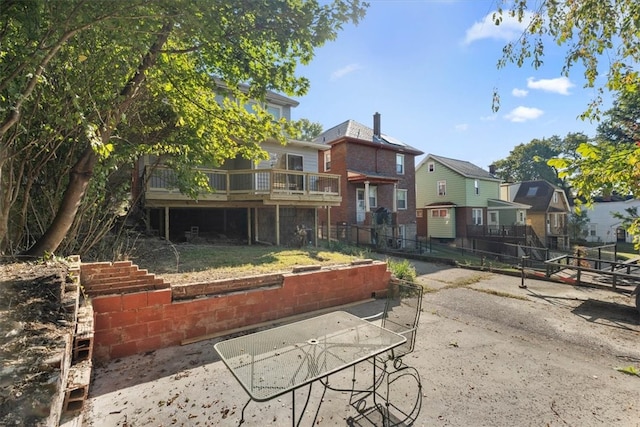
xmin=415 ymin=154 xmax=529 ymax=246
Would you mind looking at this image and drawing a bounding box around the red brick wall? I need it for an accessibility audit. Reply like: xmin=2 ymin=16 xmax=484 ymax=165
xmin=83 ymin=261 xmax=391 ymax=363
xmin=318 ymin=139 xmax=419 ymax=232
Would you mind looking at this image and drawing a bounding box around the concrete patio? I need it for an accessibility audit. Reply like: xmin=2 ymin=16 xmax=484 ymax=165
xmin=81 ymin=264 xmax=640 ymax=426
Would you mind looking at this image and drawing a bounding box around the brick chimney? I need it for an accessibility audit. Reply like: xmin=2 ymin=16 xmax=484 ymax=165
xmin=373 ymin=112 xmax=381 ymax=138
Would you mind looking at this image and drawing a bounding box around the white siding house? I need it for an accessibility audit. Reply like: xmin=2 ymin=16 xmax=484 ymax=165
xmin=579 ymin=198 xmax=640 ymax=244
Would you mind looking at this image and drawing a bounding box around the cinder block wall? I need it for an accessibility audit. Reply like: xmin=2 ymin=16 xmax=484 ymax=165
xmin=82 ymin=261 xmax=390 ymax=363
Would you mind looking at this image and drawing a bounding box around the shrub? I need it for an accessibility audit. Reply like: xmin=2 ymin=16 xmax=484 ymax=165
xmin=388 ymin=258 xmax=416 ymax=283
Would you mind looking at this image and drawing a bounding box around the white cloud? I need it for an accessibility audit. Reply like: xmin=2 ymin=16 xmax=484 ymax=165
xmin=504 ymin=106 xmax=544 ymax=122
xmin=455 ymin=123 xmax=469 ymax=132
xmin=512 ymin=88 xmax=528 ymax=97
xmin=526 ymin=76 xmax=574 ymax=95
xmin=463 ymin=11 xmax=532 ymax=45
xmin=330 ymin=63 xmax=361 ymax=81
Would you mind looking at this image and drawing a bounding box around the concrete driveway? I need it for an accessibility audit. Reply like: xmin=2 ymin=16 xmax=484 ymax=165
xmin=82 ymin=263 xmax=640 ymax=427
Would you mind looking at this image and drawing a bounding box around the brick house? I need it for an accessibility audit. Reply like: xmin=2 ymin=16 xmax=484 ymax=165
xmin=314 ymin=113 xmax=423 ymax=248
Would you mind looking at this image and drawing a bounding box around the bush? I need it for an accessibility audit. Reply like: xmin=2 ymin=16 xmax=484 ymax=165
xmin=388 ymin=258 xmax=416 ymax=283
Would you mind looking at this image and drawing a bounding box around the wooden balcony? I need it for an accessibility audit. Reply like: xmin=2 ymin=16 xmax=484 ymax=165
xmin=142 ymin=166 xmax=342 ymax=207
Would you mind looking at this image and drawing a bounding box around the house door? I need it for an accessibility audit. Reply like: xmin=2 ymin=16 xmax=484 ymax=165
xmin=356 ymin=189 xmax=366 ymax=223
xmin=286 ymin=154 xmax=303 ymax=191
xmin=397 ymin=224 xmax=406 ymax=248
xmin=488 ymin=211 xmax=499 ymax=227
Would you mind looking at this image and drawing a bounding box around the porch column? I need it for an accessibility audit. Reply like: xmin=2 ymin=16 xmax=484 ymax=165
xmin=276 ymin=204 xmax=280 ymax=246
xmin=364 ymin=181 xmax=370 ymax=212
xmin=313 ymin=208 xmax=318 ymax=247
xmin=392 ymin=182 xmax=398 ymax=212
xmin=247 ymin=208 xmax=252 ymax=245
xmin=254 ymin=208 xmax=260 ymax=242
xmin=145 ymin=209 xmax=151 ymax=233
xmin=164 ymin=207 xmax=170 ymax=241
xmin=327 ymin=206 xmax=331 ymax=241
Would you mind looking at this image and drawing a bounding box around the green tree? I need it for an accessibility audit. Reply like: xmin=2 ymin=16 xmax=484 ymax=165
xmin=567 ymin=210 xmax=590 ymax=243
xmin=0 ymin=0 xmax=368 ymax=257
xmin=493 ymin=1 xmax=640 ymax=247
xmin=493 ymin=0 xmax=640 ymax=118
xmin=549 ymin=92 xmax=640 ymax=246
xmin=491 ymin=132 xmax=588 ymax=197
xmin=293 ymin=118 xmax=323 ymax=141
xmin=492 ymin=137 xmax=561 ymax=183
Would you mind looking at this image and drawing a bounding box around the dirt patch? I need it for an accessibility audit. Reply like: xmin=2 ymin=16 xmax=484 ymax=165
xmin=0 ymin=260 xmax=74 ymax=426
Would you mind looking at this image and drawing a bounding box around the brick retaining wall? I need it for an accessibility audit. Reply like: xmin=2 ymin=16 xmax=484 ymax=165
xmin=82 ymin=261 xmax=390 ymax=363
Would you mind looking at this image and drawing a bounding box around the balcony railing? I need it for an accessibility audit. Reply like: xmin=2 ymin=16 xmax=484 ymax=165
xmin=143 ymin=166 xmax=341 ymax=202
xmin=466 ymin=224 xmax=533 ymax=239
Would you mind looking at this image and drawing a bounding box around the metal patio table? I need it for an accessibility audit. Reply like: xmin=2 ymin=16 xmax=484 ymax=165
xmin=214 ymin=310 xmax=406 ymax=426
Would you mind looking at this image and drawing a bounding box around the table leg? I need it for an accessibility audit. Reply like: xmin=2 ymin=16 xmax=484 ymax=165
xmin=239 ymin=398 xmax=251 ymax=425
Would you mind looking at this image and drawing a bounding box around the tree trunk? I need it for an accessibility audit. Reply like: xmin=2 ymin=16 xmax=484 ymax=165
xmin=22 ymin=146 xmax=97 ymax=257
xmin=21 ymin=21 xmax=174 ymax=258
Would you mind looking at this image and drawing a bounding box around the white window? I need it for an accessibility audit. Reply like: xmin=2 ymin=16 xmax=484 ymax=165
xmin=474 ymin=179 xmax=479 ymax=195
xmin=553 ymin=191 xmax=559 ymax=203
xmin=286 ymin=154 xmax=303 ymax=171
xmin=266 ymin=104 xmax=282 ymax=120
xmin=489 ymin=211 xmax=498 ymax=224
xmin=369 ymin=186 xmax=378 ymax=208
xmin=396 ymin=154 xmax=405 ymax=175
xmin=428 ymin=162 xmax=435 ymax=172
xmin=431 ymin=209 xmax=449 ymax=218
xmin=243 ymin=101 xmax=282 ymax=119
xmin=437 ymin=180 xmax=446 ymax=196
xmin=324 ymin=151 xmax=331 ymax=171
xmin=472 ymin=208 xmax=483 ymax=225
xmin=588 ymin=224 xmax=597 ymax=237
xmin=518 ymin=211 xmax=525 ymax=223
xmin=397 ymin=189 xmax=408 ymax=210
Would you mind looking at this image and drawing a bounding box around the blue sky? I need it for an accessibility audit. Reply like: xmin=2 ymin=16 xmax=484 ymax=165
xmin=291 ymin=0 xmax=611 ymax=170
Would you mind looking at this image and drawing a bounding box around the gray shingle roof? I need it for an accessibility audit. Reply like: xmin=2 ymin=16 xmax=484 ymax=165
xmin=423 ymin=154 xmax=499 ymax=181
xmin=512 ymin=180 xmax=558 ymax=211
xmin=314 ymin=119 xmax=423 ymax=154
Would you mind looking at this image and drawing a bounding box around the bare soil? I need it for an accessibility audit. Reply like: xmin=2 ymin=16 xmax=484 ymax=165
xmin=0 ymin=260 xmax=74 ymax=426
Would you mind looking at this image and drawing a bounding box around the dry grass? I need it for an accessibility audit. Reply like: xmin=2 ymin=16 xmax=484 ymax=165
xmin=128 ymin=238 xmax=364 ymax=284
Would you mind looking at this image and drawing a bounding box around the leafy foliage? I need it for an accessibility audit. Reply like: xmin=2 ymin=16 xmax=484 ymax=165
xmin=387 ymin=258 xmax=417 ymax=283
xmin=292 ymin=118 xmax=324 ymax=141
xmin=491 ymin=133 xmax=587 ymax=197
xmin=567 ymin=210 xmax=590 ymax=242
xmin=492 ymin=0 xmax=640 ymax=119
xmin=492 ymin=1 xmax=640 ymax=248
xmin=0 ymin=0 xmax=368 ymax=256
xmin=549 ymin=91 xmax=640 ymax=248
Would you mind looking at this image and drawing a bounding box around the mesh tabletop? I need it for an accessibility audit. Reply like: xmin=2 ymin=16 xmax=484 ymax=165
xmin=214 ymin=311 xmax=406 ymax=401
